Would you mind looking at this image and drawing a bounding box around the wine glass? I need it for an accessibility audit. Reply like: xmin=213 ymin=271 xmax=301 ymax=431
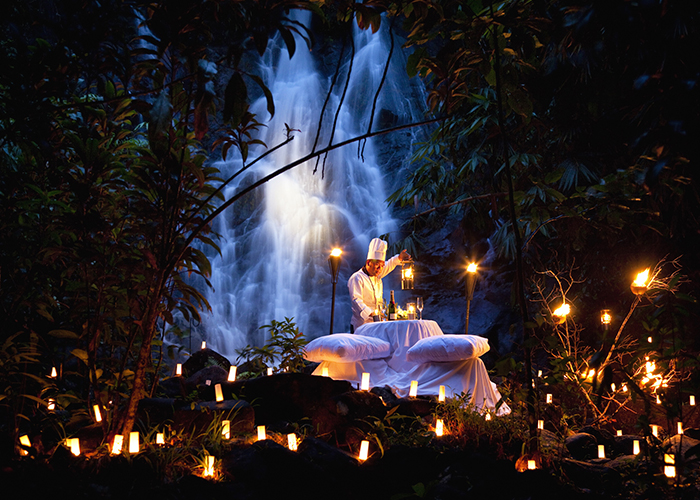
xmin=416 ymin=297 xmax=424 ymax=320
xmin=376 ymin=299 xmax=386 ymax=321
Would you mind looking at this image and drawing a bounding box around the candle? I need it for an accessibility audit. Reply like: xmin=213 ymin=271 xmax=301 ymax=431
xmin=438 ymin=385 xmax=445 ymax=402
xmin=201 ymin=341 xmax=207 ymax=349
xmin=485 ymin=413 xmax=492 ymax=421
xmin=222 ymin=420 xmax=230 ymax=439
xmin=176 ymin=363 xmax=182 ymax=376
xmin=598 ymin=445 xmax=605 ymax=459
xmin=48 ymin=398 xmax=55 ymax=411
xmin=50 ymin=366 xmax=58 ymax=378
xmin=678 ymin=422 xmax=683 ymax=435
xmin=322 ymin=366 xmax=329 ymax=377
xmin=616 ymin=429 xmax=622 ymax=437
xmin=215 ymin=383 xmax=224 ymax=402
xmin=68 ymin=438 xmax=81 ymax=456
xmin=129 ymin=432 xmax=139 ymax=453
xmin=228 ymin=365 xmax=237 ymax=382
xmin=664 ymin=465 xmax=676 ymax=478
xmin=435 ymin=419 xmax=444 ymax=437
xmin=651 ymin=425 xmax=659 ymax=437
xmin=527 ymin=460 xmax=536 ymax=470
xmin=267 ymin=367 xmax=273 ymax=376
xmin=546 ymin=393 xmax=552 ymax=404
xmin=257 ymin=425 xmax=266 ymax=441
xmin=93 ymin=404 xmax=102 ymax=422
xmin=361 ymin=372 xmax=370 ymax=391
xmin=203 ymin=455 xmax=215 ymax=477
xmin=287 ymin=433 xmax=298 ymax=451
xmin=111 ymin=434 xmax=123 ymax=454
xmin=19 ymin=435 xmax=31 ymax=456
xmin=409 ymin=380 xmax=419 ymax=398
xmin=537 ymin=420 xmax=544 ymax=430
xmin=358 ymin=440 xmax=369 ymax=461
xmin=691 ymin=395 xmax=696 ymax=406
xmin=633 ymin=440 xmax=640 ymax=455
xmin=156 ymin=433 xmax=164 ymax=444
xmin=656 ymin=394 xmax=661 ymax=405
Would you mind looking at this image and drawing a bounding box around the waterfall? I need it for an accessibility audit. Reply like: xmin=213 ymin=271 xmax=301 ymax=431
xmin=202 ymin=13 xmax=423 ymax=359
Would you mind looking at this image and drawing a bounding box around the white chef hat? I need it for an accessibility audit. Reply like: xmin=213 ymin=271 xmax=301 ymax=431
xmin=366 ymin=238 xmax=387 ymax=261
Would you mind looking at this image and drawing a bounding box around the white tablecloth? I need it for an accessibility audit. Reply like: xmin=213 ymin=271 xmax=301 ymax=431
xmin=311 ymin=320 xmax=510 ymax=415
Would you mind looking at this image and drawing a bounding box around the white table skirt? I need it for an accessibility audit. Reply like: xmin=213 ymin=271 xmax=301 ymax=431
xmin=311 ymin=319 xmax=510 ymax=415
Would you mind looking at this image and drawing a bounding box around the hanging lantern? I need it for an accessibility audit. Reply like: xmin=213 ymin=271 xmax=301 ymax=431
xmin=401 ymin=261 xmax=414 ymax=290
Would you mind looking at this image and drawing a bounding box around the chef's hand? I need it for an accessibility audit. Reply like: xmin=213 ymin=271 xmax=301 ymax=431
xmin=399 ymin=249 xmax=411 ymax=262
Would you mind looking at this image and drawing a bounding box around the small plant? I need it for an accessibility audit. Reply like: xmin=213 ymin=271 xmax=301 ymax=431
xmin=236 ymin=318 xmax=308 ymax=374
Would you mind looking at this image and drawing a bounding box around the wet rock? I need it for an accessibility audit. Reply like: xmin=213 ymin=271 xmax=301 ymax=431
xmin=565 ymin=432 xmax=598 ymax=460
xmin=182 ymin=348 xmax=231 ymax=377
xmin=613 ymin=434 xmax=646 ymax=456
xmin=561 ymin=457 xmax=622 ymax=495
xmin=138 ymin=397 xmax=254 ymax=435
xmin=186 ymin=365 xmax=229 ymax=394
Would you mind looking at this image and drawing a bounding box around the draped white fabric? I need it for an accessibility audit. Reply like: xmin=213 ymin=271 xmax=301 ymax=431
xmin=310 ymin=320 xmax=511 ymax=415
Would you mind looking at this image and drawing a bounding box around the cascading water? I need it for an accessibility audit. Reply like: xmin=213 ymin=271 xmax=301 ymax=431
xmin=202 ymin=13 xmax=424 ymax=358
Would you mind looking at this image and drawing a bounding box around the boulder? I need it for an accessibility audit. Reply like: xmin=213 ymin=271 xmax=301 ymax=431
xmin=561 ymin=457 xmax=622 ymax=495
xmin=565 ymin=432 xmax=598 ymax=460
xmin=182 ymin=348 xmax=231 ymax=377
xmin=137 ymin=397 xmax=255 ymax=435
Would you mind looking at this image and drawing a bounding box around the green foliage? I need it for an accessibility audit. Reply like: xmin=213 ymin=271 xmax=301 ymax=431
xmin=236 ymin=318 xmax=309 ymax=375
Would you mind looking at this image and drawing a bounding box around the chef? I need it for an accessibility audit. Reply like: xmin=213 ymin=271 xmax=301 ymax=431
xmin=348 ymin=238 xmax=411 ymax=331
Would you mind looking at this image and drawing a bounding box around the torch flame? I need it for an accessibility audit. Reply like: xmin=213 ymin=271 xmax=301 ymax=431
xmin=330 ymin=248 xmax=342 ymax=257
xmin=553 ymin=303 xmax=570 ymax=317
xmin=467 ymin=263 xmax=478 ymax=273
xmin=634 ymin=269 xmax=650 ymax=287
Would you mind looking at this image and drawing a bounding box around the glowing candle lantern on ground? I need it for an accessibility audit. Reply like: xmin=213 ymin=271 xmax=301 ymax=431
xmin=287 ymin=433 xmax=298 ymax=451
xmin=322 ymin=366 xmax=329 ymax=377
xmin=678 ymin=422 xmax=683 ymax=435
xmin=267 ymin=367 xmax=273 ymax=376
xmin=438 ymin=385 xmax=445 ymax=402
xmin=203 ymin=455 xmax=215 ymax=478
xmin=19 ymin=435 xmax=31 ymax=456
xmin=68 ymin=438 xmax=80 ymax=456
xmin=651 ymin=425 xmax=659 ymax=437
xmin=664 ymin=453 xmax=676 ymax=478
xmin=361 ymin=372 xmax=370 ymax=391
xmin=228 ymin=365 xmax=237 ymax=382
xmin=358 ymin=440 xmax=369 ymax=461
xmin=156 ymin=433 xmax=164 ymax=445
xmin=546 ymin=394 xmax=553 ymax=404
xmin=691 ymin=395 xmax=696 ymax=406
xmin=215 ymin=383 xmax=224 ymax=402
xmin=111 ymin=434 xmax=123 ymax=454
xmin=435 ymin=419 xmax=444 ymax=437
xmin=257 ymin=425 xmax=266 ymax=441
xmin=537 ymin=420 xmax=544 ymax=430
xmin=648 ymin=336 xmax=653 ymax=343
xmin=598 ymin=445 xmax=606 ymax=459
xmin=93 ymin=404 xmax=102 ymax=422
xmin=50 ymin=366 xmax=58 ymax=378
xmin=611 ymin=383 xmax=616 ymax=392
xmin=537 ymin=370 xmax=542 ymax=378
xmin=201 ymin=341 xmax=207 ymax=350
xmin=616 ymin=430 xmax=622 ymax=437
xmin=409 ymin=380 xmax=419 ymax=398
xmin=176 ymin=363 xmax=182 ymax=376
xmin=656 ymin=394 xmax=661 ymax=405
xmin=129 ymin=432 xmax=140 ymax=453
xmin=633 ymin=440 xmax=640 ymax=455
xmin=527 ymin=460 xmax=537 ymax=470
xmin=222 ymin=420 xmax=230 ymax=440
xmin=48 ymin=398 xmax=55 ymax=411
xmin=485 ymin=413 xmax=492 ymax=421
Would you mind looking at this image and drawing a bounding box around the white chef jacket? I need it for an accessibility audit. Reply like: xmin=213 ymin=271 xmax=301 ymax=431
xmin=347 ymin=255 xmax=401 ymax=330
